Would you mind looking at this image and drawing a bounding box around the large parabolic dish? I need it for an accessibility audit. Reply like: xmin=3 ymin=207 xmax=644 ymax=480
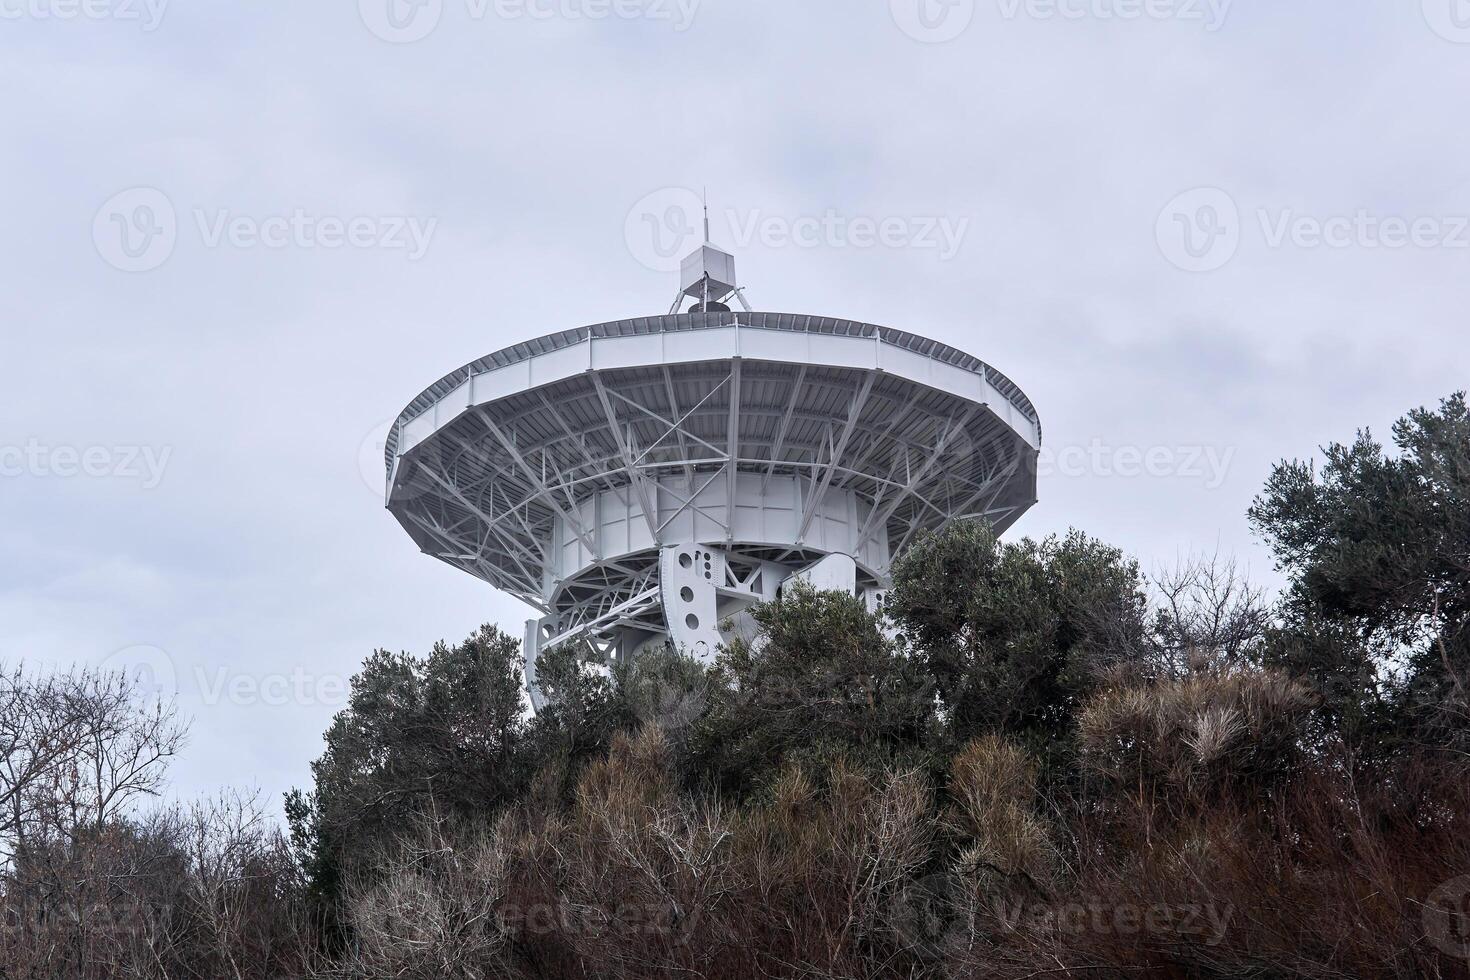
xmin=385 ymin=239 xmax=1041 ymax=706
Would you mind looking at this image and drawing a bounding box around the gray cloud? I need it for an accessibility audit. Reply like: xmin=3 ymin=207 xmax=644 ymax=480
xmin=2 ymin=0 xmax=1465 ymax=811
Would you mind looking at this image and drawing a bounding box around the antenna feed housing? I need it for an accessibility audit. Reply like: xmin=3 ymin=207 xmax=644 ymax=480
xmin=680 ymin=245 xmax=738 ymax=303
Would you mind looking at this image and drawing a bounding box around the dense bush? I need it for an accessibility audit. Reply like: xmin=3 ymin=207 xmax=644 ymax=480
xmin=685 ymin=583 xmax=938 ymax=799
xmin=1251 ymin=391 xmax=1470 ymax=763
xmin=887 ymin=524 xmax=1150 ymax=768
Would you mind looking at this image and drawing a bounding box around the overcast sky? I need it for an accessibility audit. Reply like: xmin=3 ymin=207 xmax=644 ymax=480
xmin=4 ymin=0 xmax=1468 ymax=813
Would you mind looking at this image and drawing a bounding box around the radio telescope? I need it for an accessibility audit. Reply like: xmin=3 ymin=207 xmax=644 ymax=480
xmin=384 ymin=234 xmax=1041 ymax=706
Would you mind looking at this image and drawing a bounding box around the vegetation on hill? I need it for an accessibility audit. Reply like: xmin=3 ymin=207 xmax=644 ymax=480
xmin=3 ymin=392 xmax=1468 ymax=979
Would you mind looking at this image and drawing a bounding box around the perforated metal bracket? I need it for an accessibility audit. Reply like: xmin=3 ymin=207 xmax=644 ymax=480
xmin=660 ymin=544 xmax=727 ymax=662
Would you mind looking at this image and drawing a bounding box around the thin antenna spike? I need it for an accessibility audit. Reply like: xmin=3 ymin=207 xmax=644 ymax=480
xmin=703 ymin=187 xmax=711 ymax=243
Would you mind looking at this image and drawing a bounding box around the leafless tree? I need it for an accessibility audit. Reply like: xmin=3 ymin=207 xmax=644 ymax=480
xmin=0 ymin=665 xmax=97 ymax=862
xmin=179 ymin=787 xmax=311 ymax=980
xmin=1149 ymin=554 xmax=1272 ymax=674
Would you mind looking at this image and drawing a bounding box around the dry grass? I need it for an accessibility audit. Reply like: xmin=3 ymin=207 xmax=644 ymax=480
xmin=327 ymin=714 xmax=1470 ymax=980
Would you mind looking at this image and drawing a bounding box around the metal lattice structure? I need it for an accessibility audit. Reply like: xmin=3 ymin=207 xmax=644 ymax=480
xmin=385 ymin=244 xmax=1041 ymax=706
